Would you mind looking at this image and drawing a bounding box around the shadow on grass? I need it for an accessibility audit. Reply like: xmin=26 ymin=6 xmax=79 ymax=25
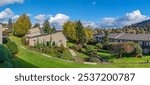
xmin=11 ymin=56 xmax=38 ymax=68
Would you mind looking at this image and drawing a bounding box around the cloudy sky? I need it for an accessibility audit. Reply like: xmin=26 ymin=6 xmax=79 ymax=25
xmin=0 ymin=0 xmax=150 ymax=28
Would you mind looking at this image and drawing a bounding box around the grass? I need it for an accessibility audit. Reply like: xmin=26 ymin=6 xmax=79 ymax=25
xmin=97 ymin=50 xmax=150 ymax=64
xmin=1 ymin=36 xmax=150 ymax=68
xmin=67 ymin=42 xmax=75 ymax=47
xmin=76 ymin=51 xmax=89 ymax=59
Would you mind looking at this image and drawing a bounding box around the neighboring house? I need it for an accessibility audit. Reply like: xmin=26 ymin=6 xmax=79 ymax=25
xmin=2 ymin=25 xmax=8 ymax=31
xmin=0 ymin=24 xmax=2 ymax=44
xmin=26 ymin=27 xmax=67 ymax=47
xmin=26 ymin=27 xmax=44 ymax=37
xmin=2 ymin=24 xmax=12 ymax=32
xmin=94 ymin=33 xmax=150 ymax=54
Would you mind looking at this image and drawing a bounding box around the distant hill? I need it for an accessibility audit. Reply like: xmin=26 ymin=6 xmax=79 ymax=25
xmin=123 ymin=19 xmax=150 ymax=33
xmin=131 ymin=19 xmax=150 ymax=28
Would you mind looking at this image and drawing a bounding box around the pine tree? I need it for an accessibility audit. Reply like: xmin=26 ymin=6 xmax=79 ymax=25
xmin=8 ymin=19 xmax=12 ymax=32
xmin=43 ymin=19 xmax=52 ymax=33
xmin=13 ymin=14 xmax=32 ymax=37
xmin=75 ymin=20 xmax=87 ymax=44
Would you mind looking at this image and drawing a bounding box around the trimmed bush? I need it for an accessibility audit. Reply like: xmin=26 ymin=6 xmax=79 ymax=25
xmin=3 ymin=61 xmax=13 ymax=68
xmin=6 ymin=41 xmax=18 ymax=54
xmin=3 ymin=37 xmax=11 ymax=44
xmin=96 ymin=43 xmax=103 ymax=49
xmin=0 ymin=45 xmax=12 ymax=62
xmin=89 ymin=57 xmax=100 ymax=62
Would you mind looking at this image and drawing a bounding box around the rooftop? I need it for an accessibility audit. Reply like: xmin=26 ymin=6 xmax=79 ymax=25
xmin=95 ymin=33 xmax=150 ymax=41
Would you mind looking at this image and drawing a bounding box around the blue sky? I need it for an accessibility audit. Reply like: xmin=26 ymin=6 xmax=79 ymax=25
xmin=0 ymin=0 xmax=150 ymax=28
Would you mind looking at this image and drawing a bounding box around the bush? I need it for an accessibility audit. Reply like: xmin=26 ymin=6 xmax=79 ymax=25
xmin=72 ymin=44 xmax=82 ymax=51
xmin=6 ymin=41 xmax=18 ymax=54
xmin=89 ymin=57 xmax=100 ymax=62
xmin=3 ymin=61 xmax=13 ymax=68
xmin=22 ymin=37 xmax=28 ymax=45
xmin=3 ymin=37 xmax=11 ymax=44
xmin=56 ymin=52 xmax=63 ymax=58
xmin=0 ymin=45 xmax=12 ymax=62
xmin=58 ymin=43 xmax=66 ymax=53
xmin=96 ymin=43 xmax=103 ymax=49
xmin=85 ymin=45 xmax=97 ymax=55
xmin=85 ymin=45 xmax=93 ymax=54
xmin=136 ymin=53 xmax=143 ymax=58
xmin=107 ymin=42 xmax=143 ymax=58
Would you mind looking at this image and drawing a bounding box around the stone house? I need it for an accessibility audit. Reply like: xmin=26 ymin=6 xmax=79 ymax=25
xmin=94 ymin=33 xmax=150 ymax=54
xmin=26 ymin=27 xmax=67 ymax=47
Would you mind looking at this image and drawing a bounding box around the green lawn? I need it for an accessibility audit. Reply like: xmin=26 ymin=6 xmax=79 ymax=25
xmin=67 ymin=42 xmax=75 ymax=47
xmin=97 ymin=50 xmax=150 ymax=64
xmin=1 ymin=36 xmax=150 ymax=68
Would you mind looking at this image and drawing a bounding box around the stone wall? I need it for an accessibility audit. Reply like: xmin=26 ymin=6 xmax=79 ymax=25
xmin=27 ymin=32 xmax=67 ymax=47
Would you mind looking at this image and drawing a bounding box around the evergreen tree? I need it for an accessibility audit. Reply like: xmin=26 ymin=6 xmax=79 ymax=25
xmin=8 ymin=19 xmax=12 ymax=32
xmin=43 ymin=19 xmax=52 ymax=33
xmin=33 ymin=23 xmax=40 ymax=28
xmin=51 ymin=26 xmax=56 ymax=32
xmin=75 ymin=20 xmax=87 ymax=44
xmin=102 ymin=30 xmax=109 ymax=46
xmin=13 ymin=14 xmax=32 ymax=37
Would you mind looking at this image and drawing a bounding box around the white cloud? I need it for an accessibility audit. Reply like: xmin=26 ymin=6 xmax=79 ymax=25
xmin=12 ymin=15 xmax=19 ymax=21
xmin=34 ymin=13 xmax=69 ymax=29
xmin=27 ymin=13 xmax=32 ymax=17
xmin=0 ymin=0 xmax=24 ymax=7
xmin=98 ymin=10 xmax=149 ymax=28
xmin=49 ymin=13 xmax=70 ymax=29
xmin=0 ymin=8 xmax=14 ymax=20
xmin=34 ymin=14 xmax=46 ymax=24
xmin=83 ymin=21 xmax=96 ymax=28
xmin=0 ymin=8 xmax=20 ymax=23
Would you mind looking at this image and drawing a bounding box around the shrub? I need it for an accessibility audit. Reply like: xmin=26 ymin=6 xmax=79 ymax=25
xmin=133 ymin=44 xmax=143 ymax=56
xmin=22 ymin=37 xmax=28 ymax=45
xmin=107 ymin=42 xmax=143 ymax=58
xmin=3 ymin=61 xmax=13 ymax=68
xmin=0 ymin=45 xmax=12 ymax=62
xmin=72 ymin=44 xmax=82 ymax=51
xmin=85 ymin=45 xmax=97 ymax=55
xmin=85 ymin=45 xmax=93 ymax=54
xmin=89 ymin=57 xmax=100 ymax=62
xmin=3 ymin=37 xmax=11 ymax=44
xmin=6 ymin=41 xmax=18 ymax=54
xmin=58 ymin=43 xmax=66 ymax=53
xmin=96 ymin=43 xmax=103 ymax=49
xmin=56 ymin=52 xmax=63 ymax=58
xmin=136 ymin=53 xmax=143 ymax=58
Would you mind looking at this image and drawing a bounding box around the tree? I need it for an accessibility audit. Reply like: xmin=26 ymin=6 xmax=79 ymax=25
xmin=108 ymin=42 xmax=142 ymax=58
xmin=13 ymin=14 xmax=32 ymax=37
xmin=102 ymin=30 xmax=109 ymax=49
xmin=132 ymin=43 xmax=143 ymax=57
xmin=43 ymin=19 xmax=52 ymax=33
xmin=75 ymin=20 xmax=87 ymax=44
xmin=63 ymin=21 xmax=77 ymax=42
xmin=84 ymin=27 xmax=94 ymax=43
xmin=51 ymin=26 xmax=56 ymax=32
xmin=8 ymin=19 xmax=12 ymax=32
xmin=33 ymin=23 xmax=40 ymax=28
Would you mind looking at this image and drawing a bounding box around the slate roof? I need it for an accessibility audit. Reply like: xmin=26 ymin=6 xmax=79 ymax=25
xmin=95 ymin=33 xmax=150 ymax=41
